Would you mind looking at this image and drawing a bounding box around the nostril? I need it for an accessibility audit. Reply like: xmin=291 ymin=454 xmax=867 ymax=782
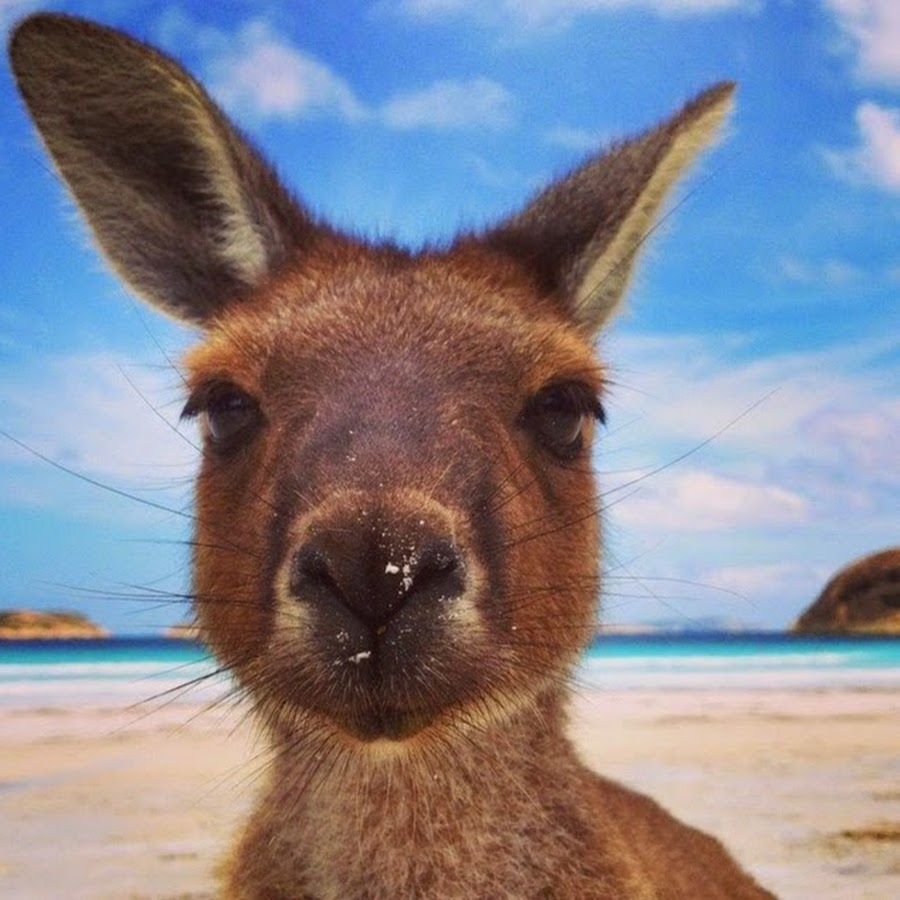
xmin=290 ymin=545 xmax=344 ymax=604
xmin=405 ymin=540 xmax=465 ymax=601
xmin=425 ymin=541 xmax=458 ymax=574
xmin=287 ymin=530 xmax=466 ymax=626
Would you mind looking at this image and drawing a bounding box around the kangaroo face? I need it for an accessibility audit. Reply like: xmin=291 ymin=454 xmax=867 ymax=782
xmin=9 ymin=13 xmax=732 ymax=747
xmin=184 ymin=246 xmax=603 ymax=742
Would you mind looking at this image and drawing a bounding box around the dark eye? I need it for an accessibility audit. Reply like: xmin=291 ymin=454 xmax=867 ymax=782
xmin=181 ymin=382 xmax=262 ymax=452
xmin=521 ymin=382 xmax=605 ymax=461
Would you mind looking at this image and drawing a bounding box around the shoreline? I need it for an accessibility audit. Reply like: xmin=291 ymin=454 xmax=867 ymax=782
xmin=0 ymin=687 xmax=898 ymax=898
xmin=2 ymin=632 xmax=899 ymax=711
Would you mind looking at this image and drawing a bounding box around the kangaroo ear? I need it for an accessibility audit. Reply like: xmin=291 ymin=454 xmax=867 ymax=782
xmin=9 ymin=13 xmax=322 ymax=327
xmin=486 ymin=82 xmax=735 ymax=335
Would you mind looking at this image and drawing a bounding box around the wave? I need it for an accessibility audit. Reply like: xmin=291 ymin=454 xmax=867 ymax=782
xmin=0 ymin=673 xmax=232 ymax=707
xmin=584 ymin=651 xmax=858 ymax=670
xmin=577 ymin=659 xmax=900 ymax=690
xmin=0 ymin=660 xmax=215 ymax=680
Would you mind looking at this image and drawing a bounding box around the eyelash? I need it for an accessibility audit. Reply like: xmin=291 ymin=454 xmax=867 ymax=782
xmin=520 ymin=382 xmax=605 ymax=461
xmin=182 ymin=381 xmax=263 ymax=452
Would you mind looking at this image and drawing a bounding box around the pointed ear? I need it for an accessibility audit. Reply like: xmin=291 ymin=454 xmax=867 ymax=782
xmin=9 ymin=13 xmax=323 ymax=326
xmin=485 ymin=82 xmax=735 ymax=335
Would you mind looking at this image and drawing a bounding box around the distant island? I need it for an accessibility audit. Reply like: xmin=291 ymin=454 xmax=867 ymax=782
xmin=0 ymin=608 xmax=109 ymax=640
xmin=793 ymin=548 xmax=900 ymax=635
xmin=165 ymin=621 xmax=202 ymax=641
xmin=599 ymin=616 xmax=758 ymax=636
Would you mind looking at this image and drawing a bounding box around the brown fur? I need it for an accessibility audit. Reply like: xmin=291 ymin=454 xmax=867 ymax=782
xmin=10 ymin=13 xmax=775 ymax=898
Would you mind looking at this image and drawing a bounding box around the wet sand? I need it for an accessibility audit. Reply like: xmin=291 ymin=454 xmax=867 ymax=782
xmin=1 ymin=688 xmax=898 ymax=898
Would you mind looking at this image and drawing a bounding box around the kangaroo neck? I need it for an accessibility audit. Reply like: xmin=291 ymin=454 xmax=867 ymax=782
xmin=246 ymin=690 xmax=630 ymax=900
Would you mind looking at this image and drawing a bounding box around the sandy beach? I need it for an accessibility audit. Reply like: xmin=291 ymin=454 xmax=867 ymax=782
xmin=0 ymin=688 xmax=898 ymax=899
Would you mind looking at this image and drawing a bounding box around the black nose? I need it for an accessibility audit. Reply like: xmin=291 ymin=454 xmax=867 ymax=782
xmin=289 ymin=526 xmax=465 ymax=629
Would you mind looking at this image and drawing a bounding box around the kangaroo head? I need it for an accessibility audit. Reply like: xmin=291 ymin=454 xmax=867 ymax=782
xmin=10 ymin=14 xmax=732 ymax=746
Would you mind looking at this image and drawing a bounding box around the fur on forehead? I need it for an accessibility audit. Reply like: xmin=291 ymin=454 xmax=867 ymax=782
xmin=182 ymin=243 xmax=607 ymax=400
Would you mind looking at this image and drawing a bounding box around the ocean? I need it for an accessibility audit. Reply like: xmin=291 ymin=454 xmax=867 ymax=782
xmin=1 ymin=633 xmax=898 ymax=709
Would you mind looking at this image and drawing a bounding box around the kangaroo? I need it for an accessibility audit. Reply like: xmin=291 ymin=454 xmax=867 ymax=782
xmin=9 ymin=13 xmax=775 ymax=900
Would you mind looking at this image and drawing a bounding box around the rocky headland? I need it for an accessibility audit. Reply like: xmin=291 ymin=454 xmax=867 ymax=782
xmin=793 ymin=548 xmax=900 ymax=635
xmin=0 ymin=609 xmax=109 ymax=640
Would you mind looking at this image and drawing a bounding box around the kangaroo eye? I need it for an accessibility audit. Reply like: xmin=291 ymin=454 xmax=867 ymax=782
xmin=182 ymin=382 xmax=262 ymax=452
xmin=522 ymin=383 xmax=605 ymax=461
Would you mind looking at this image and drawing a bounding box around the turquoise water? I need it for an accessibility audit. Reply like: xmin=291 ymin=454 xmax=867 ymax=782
xmin=0 ymin=638 xmax=220 ymax=707
xmin=581 ymin=633 xmax=900 ymax=690
xmin=0 ymin=634 xmax=898 ymax=707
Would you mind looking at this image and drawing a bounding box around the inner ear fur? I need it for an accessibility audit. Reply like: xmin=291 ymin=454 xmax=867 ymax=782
xmin=9 ymin=13 xmax=321 ymax=326
xmin=485 ymin=82 xmax=735 ymax=335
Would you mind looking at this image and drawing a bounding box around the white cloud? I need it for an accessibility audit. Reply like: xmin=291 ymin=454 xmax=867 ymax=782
xmin=462 ymin=153 xmax=522 ymax=188
xmin=544 ymin=125 xmax=611 ymax=152
xmin=775 ymin=255 xmax=866 ymax=287
xmin=208 ymin=21 xmax=367 ymax=122
xmin=804 ymin=402 xmax=900 ymax=472
xmin=826 ymin=0 xmax=900 ymax=85
xmin=399 ymin=0 xmax=470 ymax=14
xmin=605 ymin=331 xmax=899 ymax=458
xmin=1 ymin=352 xmax=198 ymax=487
xmin=700 ymin=561 xmax=826 ymax=598
xmin=381 ymin=78 xmax=515 ymax=131
xmin=164 ymin=15 xmax=513 ymax=133
xmin=613 ymin=468 xmax=811 ymax=531
xmin=823 ymin=101 xmax=900 ymax=193
xmin=598 ymin=330 xmax=900 ymax=533
xmin=397 ymin=0 xmax=755 ymax=27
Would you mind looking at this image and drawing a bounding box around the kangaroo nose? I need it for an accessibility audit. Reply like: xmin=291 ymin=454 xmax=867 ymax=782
xmin=289 ymin=526 xmax=465 ymax=629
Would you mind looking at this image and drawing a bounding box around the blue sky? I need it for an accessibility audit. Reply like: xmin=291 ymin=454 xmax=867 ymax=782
xmin=1 ymin=0 xmax=898 ymax=633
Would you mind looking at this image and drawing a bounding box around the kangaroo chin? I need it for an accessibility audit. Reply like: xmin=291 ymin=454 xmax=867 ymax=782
xmin=10 ymin=12 xmax=775 ymax=899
